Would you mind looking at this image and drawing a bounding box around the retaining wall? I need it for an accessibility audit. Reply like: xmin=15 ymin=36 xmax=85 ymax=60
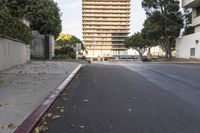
xmin=0 ymin=37 xmax=30 ymax=71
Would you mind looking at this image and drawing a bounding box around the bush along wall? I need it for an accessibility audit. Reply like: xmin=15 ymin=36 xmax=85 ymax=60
xmin=0 ymin=11 xmax=32 ymax=44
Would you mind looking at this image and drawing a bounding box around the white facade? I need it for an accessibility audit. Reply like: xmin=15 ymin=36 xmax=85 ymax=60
xmin=176 ymin=32 xmax=200 ymax=58
xmin=176 ymin=0 xmax=200 ymax=59
xmin=0 ymin=37 xmax=30 ymax=71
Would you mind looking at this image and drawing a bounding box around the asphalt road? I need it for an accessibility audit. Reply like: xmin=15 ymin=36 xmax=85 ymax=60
xmin=46 ymin=62 xmax=200 ymax=133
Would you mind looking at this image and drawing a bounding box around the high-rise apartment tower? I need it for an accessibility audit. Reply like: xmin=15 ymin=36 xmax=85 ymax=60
xmin=82 ymin=0 xmax=130 ymax=59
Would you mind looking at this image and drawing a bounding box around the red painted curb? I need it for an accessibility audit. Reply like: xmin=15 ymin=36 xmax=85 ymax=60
xmin=14 ymin=64 xmax=82 ymax=133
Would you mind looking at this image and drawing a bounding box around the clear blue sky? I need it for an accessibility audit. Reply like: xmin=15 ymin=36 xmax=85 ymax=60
xmin=54 ymin=0 xmax=182 ymax=39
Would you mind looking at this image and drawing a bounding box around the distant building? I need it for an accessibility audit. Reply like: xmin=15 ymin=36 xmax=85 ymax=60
xmin=176 ymin=0 xmax=200 ymax=59
xmin=82 ymin=0 xmax=130 ymax=59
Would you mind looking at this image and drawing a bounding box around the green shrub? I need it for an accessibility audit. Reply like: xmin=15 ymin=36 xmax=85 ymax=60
xmin=53 ymin=55 xmax=72 ymax=60
xmin=54 ymin=46 xmax=76 ymax=59
xmin=0 ymin=11 xmax=32 ymax=44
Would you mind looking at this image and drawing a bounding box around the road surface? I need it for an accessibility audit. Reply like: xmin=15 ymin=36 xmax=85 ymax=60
xmin=46 ymin=62 xmax=200 ymax=133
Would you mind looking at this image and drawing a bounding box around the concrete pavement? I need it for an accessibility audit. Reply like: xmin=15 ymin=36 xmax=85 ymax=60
xmin=0 ymin=61 xmax=80 ymax=133
xmin=44 ymin=62 xmax=200 ymax=133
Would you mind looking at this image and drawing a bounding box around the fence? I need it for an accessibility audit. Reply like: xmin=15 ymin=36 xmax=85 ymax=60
xmin=31 ymin=31 xmax=45 ymax=59
xmin=31 ymin=31 xmax=54 ymax=60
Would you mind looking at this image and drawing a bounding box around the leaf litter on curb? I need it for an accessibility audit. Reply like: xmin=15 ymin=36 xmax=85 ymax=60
xmin=34 ymin=125 xmax=48 ymax=133
xmin=56 ymin=107 xmax=65 ymax=113
xmin=1 ymin=123 xmax=16 ymax=129
xmin=51 ymin=115 xmax=60 ymax=120
xmin=46 ymin=113 xmax=53 ymax=118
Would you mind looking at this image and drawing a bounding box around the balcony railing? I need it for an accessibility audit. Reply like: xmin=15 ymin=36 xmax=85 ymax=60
xmin=83 ymin=39 xmax=125 ymax=42
xmin=83 ymin=22 xmax=129 ymax=25
xmin=83 ymin=14 xmax=130 ymax=18
xmin=82 ymin=2 xmax=130 ymax=6
xmin=193 ymin=15 xmax=200 ymax=27
xmin=83 ymin=26 xmax=129 ymax=30
xmin=82 ymin=18 xmax=130 ymax=22
xmin=182 ymin=0 xmax=200 ymax=8
xmin=83 ymin=10 xmax=130 ymax=14
xmin=83 ymin=6 xmax=130 ymax=10
xmin=83 ymin=35 xmax=128 ymax=38
xmin=83 ymin=31 xmax=129 ymax=34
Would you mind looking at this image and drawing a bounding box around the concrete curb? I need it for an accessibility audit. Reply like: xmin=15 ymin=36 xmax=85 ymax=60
xmin=14 ymin=64 xmax=82 ymax=133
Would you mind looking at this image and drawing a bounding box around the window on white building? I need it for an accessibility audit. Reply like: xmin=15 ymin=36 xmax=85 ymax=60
xmin=190 ymin=48 xmax=195 ymax=57
xmin=197 ymin=6 xmax=200 ymax=17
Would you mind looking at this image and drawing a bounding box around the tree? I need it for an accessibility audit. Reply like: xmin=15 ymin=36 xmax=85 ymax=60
xmin=56 ymin=33 xmax=85 ymax=50
xmin=183 ymin=8 xmax=194 ymax=36
xmin=124 ymin=32 xmax=154 ymax=60
xmin=0 ymin=0 xmax=62 ymax=38
xmin=142 ymin=0 xmax=183 ymax=59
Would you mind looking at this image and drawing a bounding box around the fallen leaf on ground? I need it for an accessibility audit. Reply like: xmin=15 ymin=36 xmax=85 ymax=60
xmin=46 ymin=113 xmax=53 ymax=118
xmin=56 ymin=107 xmax=65 ymax=112
xmin=79 ymin=125 xmax=85 ymax=129
xmin=83 ymin=99 xmax=89 ymax=102
xmin=56 ymin=107 xmax=64 ymax=109
xmin=1 ymin=123 xmax=16 ymax=129
xmin=62 ymin=93 xmax=67 ymax=96
xmin=68 ymin=124 xmax=75 ymax=128
xmin=34 ymin=126 xmax=48 ymax=133
xmin=34 ymin=127 xmax=41 ymax=133
xmin=0 ymin=80 xmax=4 ymax=85
xmin=40 ymin=125 xmax=48 ymax=132
xmin=41 ymin=117 xmax=47 ymax=125
xmin=133 ymin=97 xmax=137 ymax=100
xmin=51 ymin=115 xmax=60 ymax=120
xmin=63 ymin=98 xmax=68 ymax=101
xmin=72 ymin=106 xmax=76 ymax=109
xmin=42 ymin=121 xmax=47 ymax=125
xmin=18 ymin=71 xmax=22 ymax=74
xmin=59 ymin=108 xmax=64 ymax=113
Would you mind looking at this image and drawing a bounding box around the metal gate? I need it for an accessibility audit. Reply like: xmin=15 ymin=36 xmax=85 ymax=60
xmin=31 ymin=31 xmax=51 ymax=60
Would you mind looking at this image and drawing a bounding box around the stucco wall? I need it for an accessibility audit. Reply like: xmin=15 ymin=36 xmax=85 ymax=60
xmin=176 ymin=32 xmax=200 ymax=59
xmin=0 ymin=37 xmax=30 ymax=71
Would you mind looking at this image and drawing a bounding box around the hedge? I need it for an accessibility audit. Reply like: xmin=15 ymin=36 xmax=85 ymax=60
xmin=0 ymin=11 xmax=32 ymax=44
xmin=55 ymin=46 xmax=76 ymax=59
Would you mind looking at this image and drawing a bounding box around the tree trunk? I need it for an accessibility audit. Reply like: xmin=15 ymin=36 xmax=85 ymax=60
xmin=165 ymin=49 xmax=169 ymax=59
xmin=168 ymin=49 xmax=172 ymax=59
xmin=139 ymin=52 xmax=143 ymax=61
xmin=168 ymin=40 xmax=173 ymax=59
xmin=164 ymin=39 xmax=173 ymax=59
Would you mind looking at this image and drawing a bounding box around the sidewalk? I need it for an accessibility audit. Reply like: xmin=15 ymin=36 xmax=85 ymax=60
xmin=0 ymin=61 xmax=80 ymax=133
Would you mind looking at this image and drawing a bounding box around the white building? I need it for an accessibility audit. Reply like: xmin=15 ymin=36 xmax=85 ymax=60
xmin=176 ymin=0 xmax=200 ymax=59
